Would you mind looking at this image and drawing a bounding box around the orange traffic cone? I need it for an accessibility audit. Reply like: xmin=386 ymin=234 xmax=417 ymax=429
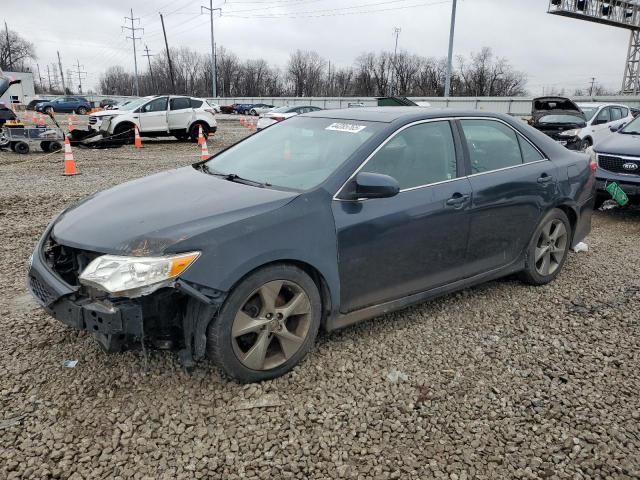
xmin=38 ymin=113 xmax=46 ymax=127
xmin=197 ymin=125 xmax=205 ymax=145
xmin=62 ymin=137 xmax=78 ymax=176
xmin=239 ymin=116 xmax=245 ymax=128
xmin=250 ymin=118 xmax=257 ymax=132
xmin=68 ymin=116 xmax=74 ymax=132
xmin=200 ymin=137 xmax=209 ymax=161
xmin=134 ymin=125 xmax=143 ymax=149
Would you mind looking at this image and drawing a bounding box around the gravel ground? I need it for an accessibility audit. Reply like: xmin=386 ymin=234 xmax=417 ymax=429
xmin=1 ymin=115 xmax=639 ymax=479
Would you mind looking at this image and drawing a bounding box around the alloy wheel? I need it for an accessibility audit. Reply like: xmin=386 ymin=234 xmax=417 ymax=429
xmin=535 ymin=219 xmax=568 ymax=276
xmin=231 ymin=280 xmax=312 ymax=371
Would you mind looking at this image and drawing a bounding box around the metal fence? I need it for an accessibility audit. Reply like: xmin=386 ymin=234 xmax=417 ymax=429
xmin=21 ymin=94 xmax=640 ymax=117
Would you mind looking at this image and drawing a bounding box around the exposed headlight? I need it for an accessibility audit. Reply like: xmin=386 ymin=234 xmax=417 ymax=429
xmin=559 ymin=129 xmax=581 ymax=137
xmin=79 ymin=252 xmax=200 ymax=297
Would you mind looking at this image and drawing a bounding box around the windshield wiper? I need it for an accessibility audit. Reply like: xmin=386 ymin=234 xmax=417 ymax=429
xmin=620 ymin=130 xmax=640 ymax=135
xmin=199 ymin=164 xmax=270 ymax=187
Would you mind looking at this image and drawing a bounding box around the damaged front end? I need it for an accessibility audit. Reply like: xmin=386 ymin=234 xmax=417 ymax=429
xmin=27 ymin=226 xmax=226 ymax=367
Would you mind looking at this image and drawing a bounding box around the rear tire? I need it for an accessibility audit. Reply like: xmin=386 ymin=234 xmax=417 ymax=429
xmin=207 ymin=264 xmax=322 ymax=383
xmin=77 ymin=106 xmax=88 ymax=115
xmin=189 ymin=123 xmax=209 ymax=142
xmin=14 ymin=141 xmax=30 ymax=154
xmin=40 ymin=141 xmax=51 ymax=152
xmin=49 ymin=141 xmax=62 ymax=152
xmin=519 ymin=208 xmax=571 ymax=286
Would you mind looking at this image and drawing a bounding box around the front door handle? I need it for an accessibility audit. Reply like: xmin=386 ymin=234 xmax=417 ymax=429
xmin=446 ymin=194 xmax=470 ymax=209
xmin=537 ymin=174 xmax=553 ymax=184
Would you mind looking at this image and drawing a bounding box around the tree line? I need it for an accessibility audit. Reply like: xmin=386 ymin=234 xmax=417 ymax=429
xmin=99 ymin=46 xmax=528 ymax=98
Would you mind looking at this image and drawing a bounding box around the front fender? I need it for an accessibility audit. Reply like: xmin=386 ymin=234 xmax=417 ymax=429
xmin=178 ymin=189 xmax=341 ymax=317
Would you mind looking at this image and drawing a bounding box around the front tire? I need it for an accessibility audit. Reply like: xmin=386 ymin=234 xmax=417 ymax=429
xmin=580 ymin=138 xmax=592 ymax=151
xmin=207 ymin=264 xmax=322 ymax=383
xmin=77 ymin=106 xmax=88 ymax=115
xmin=113 ymin=123 xmax=135 ymax=144
xmin=519 ymin=209 xmax=571 ymax=285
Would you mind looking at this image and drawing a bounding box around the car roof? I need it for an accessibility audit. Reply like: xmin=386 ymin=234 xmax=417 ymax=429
xmin=577 ymin=102 xmax=627 ymax=108
xmin=302 ymin=106 xmax=513 ymax=123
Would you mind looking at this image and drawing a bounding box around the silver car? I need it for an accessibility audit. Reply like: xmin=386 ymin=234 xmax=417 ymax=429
xmin=256 ymin=105 xmax=323 ymax=130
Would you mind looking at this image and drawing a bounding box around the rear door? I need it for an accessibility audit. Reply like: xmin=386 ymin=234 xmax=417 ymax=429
xmin=458 ymin=118 xmax=556 ymax=275
xmin=167 ymin=96 xmax=194 ymax=131
xmin=333 ymin=120 xmax=472 ymax=312
xmin=138 ymin=96 xmax=168 ymax=133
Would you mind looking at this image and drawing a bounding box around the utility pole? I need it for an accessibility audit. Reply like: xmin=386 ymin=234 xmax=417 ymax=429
xmin=201 ymin=1 xmax=222 ymax=98
xmin=4 ymin=22 xmax=12 ymax=69
xmin=143 ymin=44 xmax=155 ymax=92
xmin=123 ymin=9 xmax=143 ymax=96
xmin=389 ymin=27 xmax=401 ymax=96
xmin=444 ymin=0 xmax=458 ymax=97
xmin=160 ymin=13 xmax=176 ymax=94
xmin=36 ymin=63 xmax=44 ymax=92
xmin=589 ymin=77 xmax=596 ymax=96
xmin=46 ymin=65 xmax=52 ymax=92
xmin=73 ymin=59 xmax=87 ymax=94
xmin=57 ymin=51 xmax=66 ymax=93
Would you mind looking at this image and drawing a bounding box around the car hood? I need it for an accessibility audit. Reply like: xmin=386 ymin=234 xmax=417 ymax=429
xmin=595 ymin=132 xmax=640 ymax=156
xmin=531 ymin=96 xmax=585 ymax=123
xmin=91 ymin=110 xmax=126 ymax=117
xmin=52 ymin=166 xmax=299 ymax=255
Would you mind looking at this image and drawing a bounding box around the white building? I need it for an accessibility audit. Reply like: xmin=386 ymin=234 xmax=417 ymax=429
xmin=0 ymin=71 xmax=35 ymax=105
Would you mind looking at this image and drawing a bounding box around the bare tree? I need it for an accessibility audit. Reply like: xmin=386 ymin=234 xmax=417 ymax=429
xmin=457 ymin=47 xmax=526 ymax=96
xmin=287 ymin=50 xmax=325 ymax=97
xmin=0 ymin=28 xmax=36 ymax=71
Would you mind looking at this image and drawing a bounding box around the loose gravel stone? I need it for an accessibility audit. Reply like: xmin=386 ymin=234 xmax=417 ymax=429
xmin=1 ymin=115 xmax=639 ymax=479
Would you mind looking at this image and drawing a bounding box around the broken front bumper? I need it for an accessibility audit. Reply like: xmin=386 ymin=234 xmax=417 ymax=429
xmin=26 ymin=224 xmax=224 ymax=362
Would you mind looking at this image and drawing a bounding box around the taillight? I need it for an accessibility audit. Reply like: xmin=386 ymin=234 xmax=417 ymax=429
xmin=588 ymin=148 xmax=597 ymax=174
xmin=271 ymin=115 xmax=286 ymax=122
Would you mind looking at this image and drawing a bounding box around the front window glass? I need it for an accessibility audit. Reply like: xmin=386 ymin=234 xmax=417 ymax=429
xmin=596 ymin=108 xmax=611 ymax=123
xmin=460 ymin=120 xmax=523 ymax=173
xmin=205 ymin=116 xmax=383 ymax=190
xmin=620 ymin=116 xmax=640 ymax=134
xmin=361 ymin=121 xmax=457 ymax=190
xmin=538 ymin=114 xmax=585 ymax=124
xmin=580 ymin=107 xmax=598 ymax=121
xmin=142 ymin=97 xmax=168 ymax=113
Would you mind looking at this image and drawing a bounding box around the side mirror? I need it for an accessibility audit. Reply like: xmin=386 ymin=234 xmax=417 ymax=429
xmin=343 ymin=172 xmax=400 ymax=200
xmin=610 ymin=123 xmax=626 ymax=132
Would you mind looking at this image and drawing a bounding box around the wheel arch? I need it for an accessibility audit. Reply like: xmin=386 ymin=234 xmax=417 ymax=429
xmin=554 ymin=203 xmax=578 ymax=243
xmin=218 ymin=259 xmax=333 ymax=330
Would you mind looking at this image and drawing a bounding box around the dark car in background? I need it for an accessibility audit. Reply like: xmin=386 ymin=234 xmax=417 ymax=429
xmin=233 ymin=103 xmax=254 ymax=115
xmin=593 ymin=114 xmax=640 ymax=208
xmin=27 ymin=107 xmax=594 ymax=383
xmin=220 ymin=104 xmax=238 ymax=114
xmin=26 ymin=99 xmax=48 ymax=111
xmin=99 ymin=98 xmax=118 ymax=109
xmin=35 ymin=96 xmax=92 ymax=115
xmin=0 ymin=102 xmax=17 ymax=128
xmin=530 ymin=96 xmax=587 ymax=150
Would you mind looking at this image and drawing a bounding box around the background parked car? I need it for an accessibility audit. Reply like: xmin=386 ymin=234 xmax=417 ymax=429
xmin=99 ymin=98 xmax=118 ymax=109
xmin=256 ymin=105 xmax=323 ymax=130
xmin=207 ymin=101 xmax=221 ymax=113
xmin=234 ymin=103 xmax=254 ymax=115
xmin=592 ymin=114 xmax=640 ymax=208
xmin=529 ymin=96 xmax=587 ymax=150
xmin=576 ymin=103 xmax=634 ymax=148
xmin=249 ymin=104 xmax=274 ymax=116
xmin=88 ymin=95 xmax=217 ymax=142
xmin=26 ymin=99 xmax=48 ymax=111
xmin=220 ymin=104 xmax=237 ymax=114
xmin=36 ymin=96 xmax=92 ymax=115
xmin=0 ymin=102 xmax=17 ymax=127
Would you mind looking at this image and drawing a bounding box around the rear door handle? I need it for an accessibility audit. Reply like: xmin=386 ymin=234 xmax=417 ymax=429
xmin=446 ymin=194 xmax=470 ymax=208
xmin=537 ymin=174 xmax=553 ymax=184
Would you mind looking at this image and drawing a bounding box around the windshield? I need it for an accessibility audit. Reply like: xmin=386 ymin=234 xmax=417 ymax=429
xmin=580 ymin=107 xmax=598 ymax=121
xmin=118 ymin=97 xmax=151 ymax=111
xmin=620 ymin=115 xmax=640 ymax=134
xmin=205 ymin=116 xmax=383 ymax=190
xmin=538 ymin=114 xmax=585 ymax=125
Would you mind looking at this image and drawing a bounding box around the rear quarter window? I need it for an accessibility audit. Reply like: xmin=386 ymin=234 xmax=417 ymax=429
xmin=191 ymin=99 xmax=204 ymax=108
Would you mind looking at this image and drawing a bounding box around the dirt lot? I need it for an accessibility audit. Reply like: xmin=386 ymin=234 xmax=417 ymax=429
xmin=1 ymin=115 xmax=639 ymax=480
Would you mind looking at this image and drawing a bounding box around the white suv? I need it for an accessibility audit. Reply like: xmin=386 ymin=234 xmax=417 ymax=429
xmin=89 ymin=95 xmax=217 ymax=141
xmin=575 ymin=103 xmax=634 ymax=148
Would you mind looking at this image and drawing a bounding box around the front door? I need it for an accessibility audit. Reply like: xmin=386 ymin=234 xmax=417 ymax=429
xmin=457 ymin=119 xmax=558 ymax=275
xmin=138 ymin=96 xmax=168 ymax=133
xmin=167 ymin=97 xmax=194 ymax=132
xmin=333 ymin=120 xmax=472 ymax=313
xmin=591 ymin=107 xmax=612 ymax=145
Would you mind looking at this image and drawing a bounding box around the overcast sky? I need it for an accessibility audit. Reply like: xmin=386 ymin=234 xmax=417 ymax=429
xmin=3 ymin=0 xmax=632 ymax=95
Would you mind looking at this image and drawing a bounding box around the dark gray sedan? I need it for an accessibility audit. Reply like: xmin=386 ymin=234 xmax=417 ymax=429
xmin=27 ymin=108 xmax=595 ymax=382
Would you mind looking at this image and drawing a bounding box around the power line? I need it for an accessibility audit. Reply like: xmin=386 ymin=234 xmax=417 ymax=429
xmin=123 ymin=8 xmax=144 ymax=96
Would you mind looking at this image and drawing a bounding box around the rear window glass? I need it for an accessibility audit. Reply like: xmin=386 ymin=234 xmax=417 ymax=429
xmin=538 ymin=115 xmax=585 ymax=124
xmin=192 ymin=99 xmax=205 ymax=108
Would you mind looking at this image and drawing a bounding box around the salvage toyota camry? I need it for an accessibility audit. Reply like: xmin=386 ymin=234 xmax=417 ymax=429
xmin=27 ymin=108 xmax=595 ymax=382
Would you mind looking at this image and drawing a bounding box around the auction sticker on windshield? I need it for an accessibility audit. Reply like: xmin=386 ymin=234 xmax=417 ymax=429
xmin=326 ymin=122 xmax=367 ymax=133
